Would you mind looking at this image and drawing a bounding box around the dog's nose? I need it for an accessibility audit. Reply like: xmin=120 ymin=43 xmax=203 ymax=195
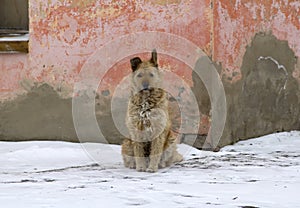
xmin=142 ymin=82 xmax=149 ymax=90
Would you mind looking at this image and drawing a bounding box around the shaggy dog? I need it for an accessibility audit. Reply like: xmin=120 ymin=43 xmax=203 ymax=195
xmin=122 ymin=49 xmax=183 ymax=172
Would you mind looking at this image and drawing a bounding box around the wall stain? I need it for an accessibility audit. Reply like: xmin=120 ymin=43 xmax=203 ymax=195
xmin=0 ymin=83 xmax=125 ymax=143
xmin=214 ymin=0 xmax=300 ymax=82
xmin=193 ymin=32 xmax=300 ymax=148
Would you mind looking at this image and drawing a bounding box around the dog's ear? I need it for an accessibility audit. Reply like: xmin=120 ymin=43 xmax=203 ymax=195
xmin=130 ymin=57 xmax=142 ymax=72
xmin=150 ymin=49 xmax=158 ymax=67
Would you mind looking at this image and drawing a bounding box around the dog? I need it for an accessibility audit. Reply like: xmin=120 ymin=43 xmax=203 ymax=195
xmin=122 ymin=49 xmax=183 ymax=172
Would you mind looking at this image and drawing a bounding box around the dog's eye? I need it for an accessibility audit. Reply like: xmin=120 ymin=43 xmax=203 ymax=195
xmin=149 ymin=73 xmax=154 ymax=77
xmin=137 ymin=73 xmax=143 ymax=78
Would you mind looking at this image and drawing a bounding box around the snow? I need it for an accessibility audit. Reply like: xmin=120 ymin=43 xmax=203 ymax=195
xmin=0 ymin=131 xmax=300 ymax=208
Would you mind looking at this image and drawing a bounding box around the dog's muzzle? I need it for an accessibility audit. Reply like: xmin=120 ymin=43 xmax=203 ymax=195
xmin=142 ymin=82 xmax=149 ymax=90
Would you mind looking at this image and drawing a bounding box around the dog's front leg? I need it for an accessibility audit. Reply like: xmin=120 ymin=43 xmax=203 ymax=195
xmin=147 ymin=137 xmax=165 ymax=173
xmin=133 ymin=142 xmax=147 ymax=172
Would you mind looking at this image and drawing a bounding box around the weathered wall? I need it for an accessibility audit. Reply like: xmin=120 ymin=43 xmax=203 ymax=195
xmin=193 ymin=32 xmax=300 ymax=148
xmin=0 ymin=0 xmax=211 ymax=143
xmin=0 ymin=0 xmax=299 ymax=148
xmin=192 ymin=0 xmax=300 ymax=148
xmin=216 ymin=0 xmax=300 ymax=147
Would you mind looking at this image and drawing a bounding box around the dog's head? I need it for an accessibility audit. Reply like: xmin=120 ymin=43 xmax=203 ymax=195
xmin=130 ymin=49 xmax=161 ymax=93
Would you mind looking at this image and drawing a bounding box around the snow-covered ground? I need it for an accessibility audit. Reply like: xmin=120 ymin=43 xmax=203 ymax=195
xmin=0 ymin=131 xmax=300 ymax=208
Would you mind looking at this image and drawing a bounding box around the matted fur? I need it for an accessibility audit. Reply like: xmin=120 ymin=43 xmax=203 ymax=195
xmin=122 ymin=50 xmax=183 ymax=172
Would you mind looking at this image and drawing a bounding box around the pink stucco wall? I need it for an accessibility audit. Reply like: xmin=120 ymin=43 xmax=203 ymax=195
xmin=0 ymin=0 xmax=299 ymax=141
xmin=1 ymin=0 xmax=300 ymax=96
xmin=0 ymin=0 xmax=212 ymax=99
xmin=213 ymin=0 xmax=300 ymax=83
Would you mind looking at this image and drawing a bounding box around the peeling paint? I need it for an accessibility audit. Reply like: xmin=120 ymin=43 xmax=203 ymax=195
xmin=12 ymin=0 xmax=210 ymax=100
xmin=1 ymin=0 xmax=299 ymax=92
xmin=214 ymin=0 xmax=300 ymax=82
xmin=0 ymin=0 xmax=300 ymax=142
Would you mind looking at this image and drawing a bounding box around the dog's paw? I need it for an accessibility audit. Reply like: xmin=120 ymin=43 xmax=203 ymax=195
xmin=146 ymin=166 xmax=158 ymax=173
xmin=128 ymin=162 xmax=136 ymax=169
xmin=173 ymin=152 xmax=183 ymax=163
xmin=158 ymin=162 xmax=167 ymax=169
xmin=136 ymin=165 xmax=147 ymax=172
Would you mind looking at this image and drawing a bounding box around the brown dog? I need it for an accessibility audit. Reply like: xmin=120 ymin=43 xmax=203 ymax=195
xmin=122 ymin=49 xmax=183 ymax=172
